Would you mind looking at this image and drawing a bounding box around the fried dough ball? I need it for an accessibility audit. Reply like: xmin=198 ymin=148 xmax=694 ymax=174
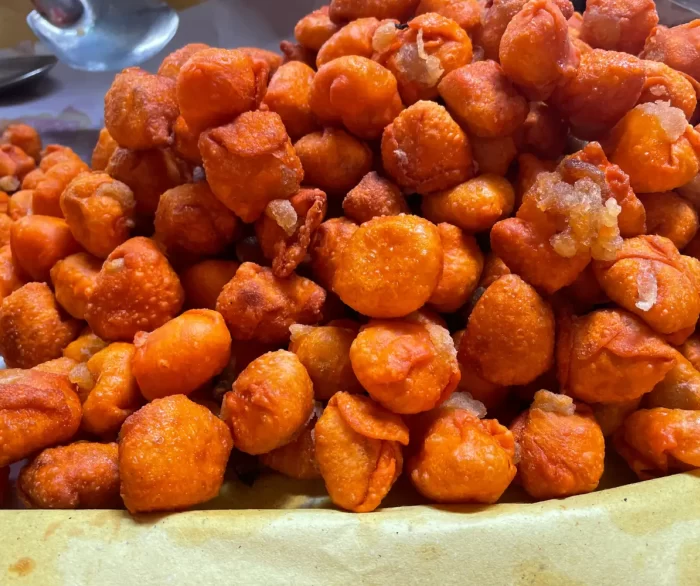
xmin=260 ymin=61 xmax=319 ymax=141
xmin=511 ymin=390 xmax=605 ymax=500
xmin=614 ymin=408 xmax=700 ymax=479
xmin=8 ymin=189 xmax=33 ymax=219
xmin=310 ymin=56 xmax=403 ymax=140
xmin=328 ymin=0 xmax=420 ymax=23
xmin=550 ymin=50 xmax=645 ymax=140
xmin=459 ymin=274 xmax=554 ymax=386
xmin=428 ymin=224 xmax=483 ymax=312
xmin=294 ymin=128 xmax=372 ymax=196
xmin=216 ymin=262 xmax=325 ymax=344
xmin=605 ymin=102 xmax=700 ymax=194
xmin=177 ymin=48 xmax=268 ymax=133
xmin=295 ymin=5 xmax=340 ymax=51
xmin=119 ymin=395 xmax=233 ymax=513
xmin=408 ymin=407 xmax=515 ymax=503
xmin=422 ymin=174 xmax=514 ymax=232
xmin=172 ymin=116 xmax=202 ymax=165
xmin=0 ymin=369 xmax=81 ymax=467
xmin=515 ymin=102 xmax=568 ymax=160
xmin=91 ymin=128 xmax=119 ymax=171
xmin=85 ymin=237 xmax=184 ymax=341
xmin=62 ymin=329 xmax=108 ymax=363
xmin=334 ymin=215 xmax=442 ymax=317
xmin=220 ymin=350 xmax=313 ymax=455
xmin=438 ymin=61 xmax=527 ymax=138
xmin=308 ymin=217 xmax=358 ymax=290
xmin=255 ymin=188 xmax=327 ymax=278
xmin=316 ymin=17 xmax=387 ymax=67
xmin=382 ymin=100 xmax=473 ymax=194
xmin=105 ymin=147 xmax=191 ymax=219
xmin=0 ymin=144 xmax=35 ymax=182
xmin=415 ymin=0 xmax=483 ymax=35
xmin=157 ymin=42 xmax=209 ymax=79
xmin=315 ymin=392 xmax=409 ymax=512
xmin=200 ymin=112 xmax=303 ymax=223
xmin=1 ymin=123 xmax=41 ymax=162
xmin=593 ymin=235 xmax=700 ymax=336
xmin=133 ymin=310 xmax=231 ymax=400
xmin=646 ymin=351 xmax=700 ymax=410
xmin=342 ymin=172 xmax=408 ymax=223
xmin=180 ymin=260 xmax=239 ymax=311
xmin=18 ymin=442 xmax=120 ymax=509
xmin=557 ymin=308 xmax=676 ymax=403
xmin=640 ymin=21 xmax=700 ymax=83
xmin=60 ymin=171 xmax=135 ymax=259
xmin=238 ymin=47 xmax=283 ymax=76
xmin=499 ymin=0 xmax=579 ymax=102
xmin=372 ymin=13 xmax=473 ymax=105
xmin=33 ymin=157 xmax=90 ymax=218
xmin=12 ymin=219 xmax=78 ymax=286
xmin=50 ymin=252 xmax=101 ymax=320
xmin=680 ymin=334 xmax=700 ymax=372
xmin=104 ymin=68 xmax=178 ymax=151
xmin=0 ymin=245 xmax=23 ymax=302
xmin=638 ymin=61 xmax=698 ymax=122
xmin=478 ymin=253 xmax=511 ymax=290
xmin=580 ymin=0 xmax=657 ymax=54
xmin=638 ymin=192 xmax=698 ymax=250
xmin=470 ymin=135 xmax=518 ymax=176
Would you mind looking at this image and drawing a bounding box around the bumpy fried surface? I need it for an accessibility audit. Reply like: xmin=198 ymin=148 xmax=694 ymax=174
xmin=2 ymin=124 xmax=42 ymax=162
xmin=62 ymin=329 xmax=108 ymax=363
xmin=157 ymin=42 xmax=209 ymax=79
xmin=416 ymin=0 xmax=483 ymax=35
xmin=647 ymin=350 xmax=700 ymax=410
xmin=640 ymin=21 xmax=700 ymax=82
xmin=295 ymin=5 xmax=340 ymax=52
xmin=342 ymin=172 xmax=408 ymax=223
xmin=638 ymin=60 xmax=698 ymax=121
xmin=180 ymin=260 xmax=239 ymax=311
xmin=316 ymin=17 xmax=387 ymax=67
xmin=308 ymin=217 xmax=358 ymax=291
xmin=329 ymin=0 xmax=420 ymax=23
xmin=50 ymin=252 xmax=101 ymax=320
xmin=91 ymin=128 xmax=119 ymax=171
xmin=638 ymin=191 xmax=698 ymax=250
xmin=581 ymin=0 xmax=658 ymax=54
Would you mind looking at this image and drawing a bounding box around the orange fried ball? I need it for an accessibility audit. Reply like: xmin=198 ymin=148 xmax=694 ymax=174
xmin=0 ymin=244 xmax=24 ymax=302
xmin=294 ymin=128 xmax=372 ymax=196
xmin=581 ymin=0 xmax=657 ymax=54
xmin=172 ymin=116 xmax=202 ymax=165
xmin=638 ymin=191 xmax=698 ymax=250
xmin=499 ymin=0 xmax=579 ymax=102
xmin=289 ymin=323 xmax=362 ymax=401
xmin=342 ymin=172 xmax=408 ymax=224
xmin=605 ymin=101 xmax=700 ymax=194
xmin=2 ymin=124 xmax=41 ymax=162
xmin=220 ymin=350 xmax=313 ymax=455
xmin=104 ymin=67 xmax=178 ymax=150
xmin=238 ymin=47 xmax=283 ymax=76
xmin=180 ymin=259 xmax=239 ymax=311
xmin=308 ymin=217 xmax=358 ymax=290
xmin=177 ymin=48 xmax=268 ymax=133
xmin=310 ymin=56 xmax=403 ymax=140
xmin=550 ymin=49 xmax=645 ymax=140
xmin=260 ymin=61 xmax=319 ymax=141
xmin=511 ymin=390 xmax=605 ymax=500
xmin=415 ymin=0 xmax=483 ymax=36
xmin=0 ymin=283 xmax=80 ymax=368
xmin=647 ymin=350 xmax=700 ymax=410
xmin=60 ymin=171 xmax=135 ymax=259
xmin=329 ymin=0 xmax=420 ymax=23
xmin=640 ymin=21 xmax=700 ymax=83
xmin=0 ymin=369 xmax=81 ymax=467
xmin=157 ymin=42 xmax=209 ymax=79
xmin=256 ymin=188 xmax=327 ymax=278
xmin=408 ymin=406 xmax=516 ymax=503
xmin=18 ymin=442 xmax=120 ymax=509
xmin=216 ymin=262 xmax=326 ymax=344
xmin=422 ymin=174 xmax=515 ymax=232
xmin=62 ymin=329 xmax=108 ymax=363
xmin=33 ymin=155 xmax=89 ymax=218
xmin=470 ymin=135 xmax=518 ymax=177
xmin=154 ymin=182 xmax=239 ymax=257
xmin=85 ymin=237 xmax=184 ymax=341
xmin=334 ymin=215 xmax=443 ymax=318
xmin=515 ymin=101 xmax=569 ymax=160
xmin=458 ymin=274 xmax=555 ymax=386
xmin=50 ymin=252 xmax=101 ymax=320
xmin=316 ymin=17 xmax=388 ymax=67
xmin=119 ymin=395 xmax=233 ymax=513
xmin=593 ymin=235 xmax=700 ymax=337
xmin=438 ymin=61 xmax=527 ymax=138
xmin=680 ymin=334 xmax=700 ymax=371
xmin=638 ymin=60 xmax=698 ymax=121
xmin=557 ymin=308 xmax=677 ymax=403
xmin=315 ymin=392 xmax=409 ymax=512
xmin=133 ymin=309 xmax=231 ymax=401
xmin=200 ymin=111 xmax=303 ymax=223
xmin=350 ymin=315 xmax=460 ymax=414
xmin=372 ymin=13 xmax=473 ymax=105
xmin=382 ymin=100 xmax=473 ymax=195
xmin=0 ymin=144 xmax=35 ymax=184
xmin=295 ymin=5 xmax=340 ymax=51
xmin=91 ymin=128 xmax=119 ymax=171
xmin=614 ymin=408 xmax=700 ymax=479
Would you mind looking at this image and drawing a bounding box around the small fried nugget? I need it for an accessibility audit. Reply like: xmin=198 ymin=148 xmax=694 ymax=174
xmin=216 ymin=262 xmax=325 ymax=344
xmin=19 ymin=442 xmax=120 ymax=509
xmin=329 ymin=0 xmax=420 ymax=23
xmin=334 ymin=215 xmax=443 ymax=317
xmin=581 ymin=0 xmax=658 ymax=54
xmin=638 ymin=61 xmax=698 ymax=121
xmin=0 ymin=245 xmax=23 ymax=302
xmin=640 ymin=21 xmax=700 ymax=83
xmin=60 ymin=171 xmax=135 ymax=259
xmin=261 ymin=61 xmax=319 ymax=141
xmin=308 ymin=217 xmax=358 ymax=290
xmin=511 ymin=390 xmax=604 ymax=500
xmin=180 ymin=260 xmax=239 ymax=311
xmin=238 ymin=48 xmax=283 ymax=76
xmin=133 ymin=309 xmax=231 ymax=400
xmin=255 ymin=188 xmax=327 ymax=278
xmin=119 ymin=395 xmax=233 ymax=513
xmin=32 ymin=356 xmax=78 ymax=376
xmin=382 ymin=100 xmax=473 ymax=194
xmin=638 ymin=191 xmax=698 ymax=250
xmin=295 ymin=5 xmax=340 ymax=51
xmin=316 ymin=17 xmax=388 ymax=67
xmin=91 ymin=128 xmax=119 ymax=171
xmin=200 ymin=111 xmax=303 ymax=222
xmin=0 ymin=369 xmax=81 ymax=467
xmin=50 ymin=252 xmax=101 ymax=320
xmin=315 ymin=392 xmax=409 ymax=512
xmin=104 ymin=68 xmax=178 ymax=150
xmin=438 ymin=61 xmax=527 ymax=138
xmin=415 ymin=0 xmax=483 ymax=35
xmin=157 ymin=42 xmax=209 ymax=79
xmin=515 ymin=102 xmax=569 ymax=160
xmin=0 ymin=144 xmax=35 ymax=183
xmin=1 ymin=124 xmax=41 ymax=162
xmin=220 ymin=350 xmax=313 ymax=455
xmin=33 ymin=158 xmax=90 ymax=218
xmin=647 ymin=350 xmax=700 ymax=410
xmin=516 ymin=154 xmax=557 ymax=203
xmin=172 ymin=116 xmax=202 ymax=165
xmin=85 ymin=237 xmax=184 ymax=341
xmin=459 ymin=274 xmax=555 ymax=386
xmin=557 ymin=308 xmax=676 ymax=403
xmin=478 ymin=253 xmax=511 ymax=289
xmin=9 ymin=190 xmax=32 ymax=220
xmin=680 ymin=333 xmax=700 ymax=371
xmin=62 ymin=329 xmax=108 ymax=363
xmin=342 ymin=172 xmax=408 ymax=223
xmin=470 ymin=135 xmax=518 ymax=176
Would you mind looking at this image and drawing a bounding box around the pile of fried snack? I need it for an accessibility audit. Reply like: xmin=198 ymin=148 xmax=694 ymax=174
xmin=2 ymin=0 xmax=700 ymax=515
